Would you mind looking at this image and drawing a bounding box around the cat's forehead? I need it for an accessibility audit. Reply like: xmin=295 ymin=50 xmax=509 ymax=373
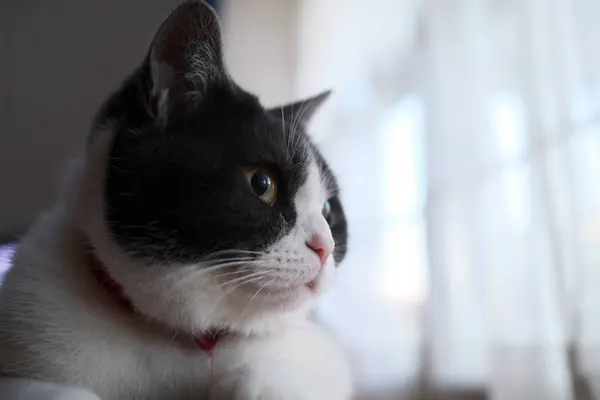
xmin=169 ymin=95 xmax=314 ymax=168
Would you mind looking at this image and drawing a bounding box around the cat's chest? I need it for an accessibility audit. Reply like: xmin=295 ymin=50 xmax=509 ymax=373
xmin=26 ymin=306 xmax=220 ymax=400
xmin=77 ymin=334 xmax=216 ymax=400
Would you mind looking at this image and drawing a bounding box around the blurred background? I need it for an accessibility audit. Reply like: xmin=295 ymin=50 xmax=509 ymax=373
xmin=2 ymin=0 xmax=600 ymax=398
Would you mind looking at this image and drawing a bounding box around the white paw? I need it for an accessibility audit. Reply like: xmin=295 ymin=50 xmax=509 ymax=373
xmin=208 ymin=376 xmax=310 ymax=400
xmin=208 ymin=366 xmax=345 ymax=400
xmin=0 ymin=378 xmax=101 ymax=400
xmin=42 ymin=387 xmax=102 ymax=400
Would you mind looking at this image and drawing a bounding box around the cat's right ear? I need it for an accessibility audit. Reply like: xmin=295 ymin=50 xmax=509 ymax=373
xmin=148 ymin=1 xmax=226 ymax=122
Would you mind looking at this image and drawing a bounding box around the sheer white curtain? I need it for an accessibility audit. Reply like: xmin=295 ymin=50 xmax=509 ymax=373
xmin=298 ymin=0 xmax=600 ymax=398
xmin=421 ymin=0 xmax=600 ymax=397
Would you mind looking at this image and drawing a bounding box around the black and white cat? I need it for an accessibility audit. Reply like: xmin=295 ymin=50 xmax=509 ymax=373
xmin=0 ymin=2 xmax=352 ymax=399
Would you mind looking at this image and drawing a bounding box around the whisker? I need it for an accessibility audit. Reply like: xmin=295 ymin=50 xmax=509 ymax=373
xmin=201 ymin=249 xmax=265 ymax=261
xmin=287 ymin=105 xmax=301 ymax=156
xmin=294 ymin=99 xmax=317 ymax=158
xmin=202 ymin=257 xmax=257 ymax=267
xmin=213 ymin=269 xmax=275 ymax=289
xmin=258 ymin=281 xmax=275 ymax=311
xmin=289 ymin=97 xmax=316 ymax=159
xmin=213 ymin=268 xmax=256 ymax=279
xmin=192 ymin=259 xmax=263 ymax=273
xmin=170 ymin=261 xmax=263 ymax=290
xmin=166 ymin=330 xmax=180 ymax=348
xmin=240 ymin=277 xmax=277 ymax=319
xmin=202 ymin=273 xmax=275 ymax=323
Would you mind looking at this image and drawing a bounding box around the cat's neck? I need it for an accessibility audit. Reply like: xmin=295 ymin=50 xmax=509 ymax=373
xmin=87 ymin=248 xmax=230 ymax=352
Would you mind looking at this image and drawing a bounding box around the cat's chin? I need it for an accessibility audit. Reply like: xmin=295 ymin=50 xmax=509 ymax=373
xmin=241 ymin=279 xmax=323 ymax=305
xmin=240 ymin=282 xmax=314 ymax=308
xmin=235 ymin=264 xmax=332 ymax=310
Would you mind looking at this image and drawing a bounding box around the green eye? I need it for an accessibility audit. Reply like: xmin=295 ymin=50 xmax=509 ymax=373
xmin=245 ymin=168 xmax=277 ymax=205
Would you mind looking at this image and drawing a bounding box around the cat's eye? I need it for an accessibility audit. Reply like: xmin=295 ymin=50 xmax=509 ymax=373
xmin=322 ymin=200 xmax=332 ymax=218
xmin=245 ymin=168 xmax=277 ymax=205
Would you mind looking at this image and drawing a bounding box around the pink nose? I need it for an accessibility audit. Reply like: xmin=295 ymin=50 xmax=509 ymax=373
xmin=306 ymin=234 xmax=334 ymax=266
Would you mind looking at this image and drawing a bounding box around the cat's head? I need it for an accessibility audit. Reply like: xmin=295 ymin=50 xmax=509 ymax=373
xmin=74 ymin=1 xmax=347 ymax=335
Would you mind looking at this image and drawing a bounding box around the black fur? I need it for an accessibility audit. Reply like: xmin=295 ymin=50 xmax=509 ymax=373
xmin=92 ymin=1 xmax=347 ymax=265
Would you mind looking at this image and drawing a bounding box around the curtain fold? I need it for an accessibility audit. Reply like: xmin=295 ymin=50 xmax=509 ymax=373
xmin=421 ymin=0 xmax=600 ymax=398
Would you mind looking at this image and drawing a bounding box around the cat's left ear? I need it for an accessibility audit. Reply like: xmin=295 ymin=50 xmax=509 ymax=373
xmin=148 ymin=1 xmax=228 ymax=119
xmin=270 ymin=91 xmax=332 ymax=125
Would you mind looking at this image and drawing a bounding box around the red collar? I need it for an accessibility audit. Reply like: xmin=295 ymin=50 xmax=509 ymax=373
xmin=89 ymin=255 xmax=226 ymax=354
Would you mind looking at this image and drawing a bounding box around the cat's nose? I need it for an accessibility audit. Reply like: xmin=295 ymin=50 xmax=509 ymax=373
xmin=306 ymin=233 xmax=334 ymax=266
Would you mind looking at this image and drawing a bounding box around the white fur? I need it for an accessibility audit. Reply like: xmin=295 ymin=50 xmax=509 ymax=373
xmin=0 ymin=125 xmax=352 ymax=399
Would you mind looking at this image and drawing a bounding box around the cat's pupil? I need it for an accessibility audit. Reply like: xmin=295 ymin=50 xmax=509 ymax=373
xmin=251 ymin=173 xmax=272 ymax=196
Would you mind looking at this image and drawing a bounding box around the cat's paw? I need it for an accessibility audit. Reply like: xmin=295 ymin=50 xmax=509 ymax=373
xmin=42 ymin=387 xmax=102 ymax=400
xmin=0 ymin=377 xmax=101 ymax=400
xmin=208 ymin=375 xmax=310 ymax=400
xmin=208 ymin=366 xmax=348 ymax=400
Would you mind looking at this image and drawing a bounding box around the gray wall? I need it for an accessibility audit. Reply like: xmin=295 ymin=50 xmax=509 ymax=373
xmin=1 ymin=1 xmax=168 ymax=236
xmin=0 ymin=0 xmax=299 ymax=237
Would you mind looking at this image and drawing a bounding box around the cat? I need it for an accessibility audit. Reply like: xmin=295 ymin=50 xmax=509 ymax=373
xmin=0 ymin=1 xmax=352 ymax=399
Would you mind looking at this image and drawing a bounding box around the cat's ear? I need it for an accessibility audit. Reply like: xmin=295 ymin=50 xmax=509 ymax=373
xmin=149 ymin=1 xmax=226 ymax=117
xmin=271 ymin=91 xmax=332 ymax=125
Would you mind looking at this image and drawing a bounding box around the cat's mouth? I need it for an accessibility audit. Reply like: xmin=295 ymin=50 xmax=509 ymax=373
xmin=262 ymin=280 xmax=318 ymax=294
xmin=243 ymin=271 xmax=324 ymax=299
